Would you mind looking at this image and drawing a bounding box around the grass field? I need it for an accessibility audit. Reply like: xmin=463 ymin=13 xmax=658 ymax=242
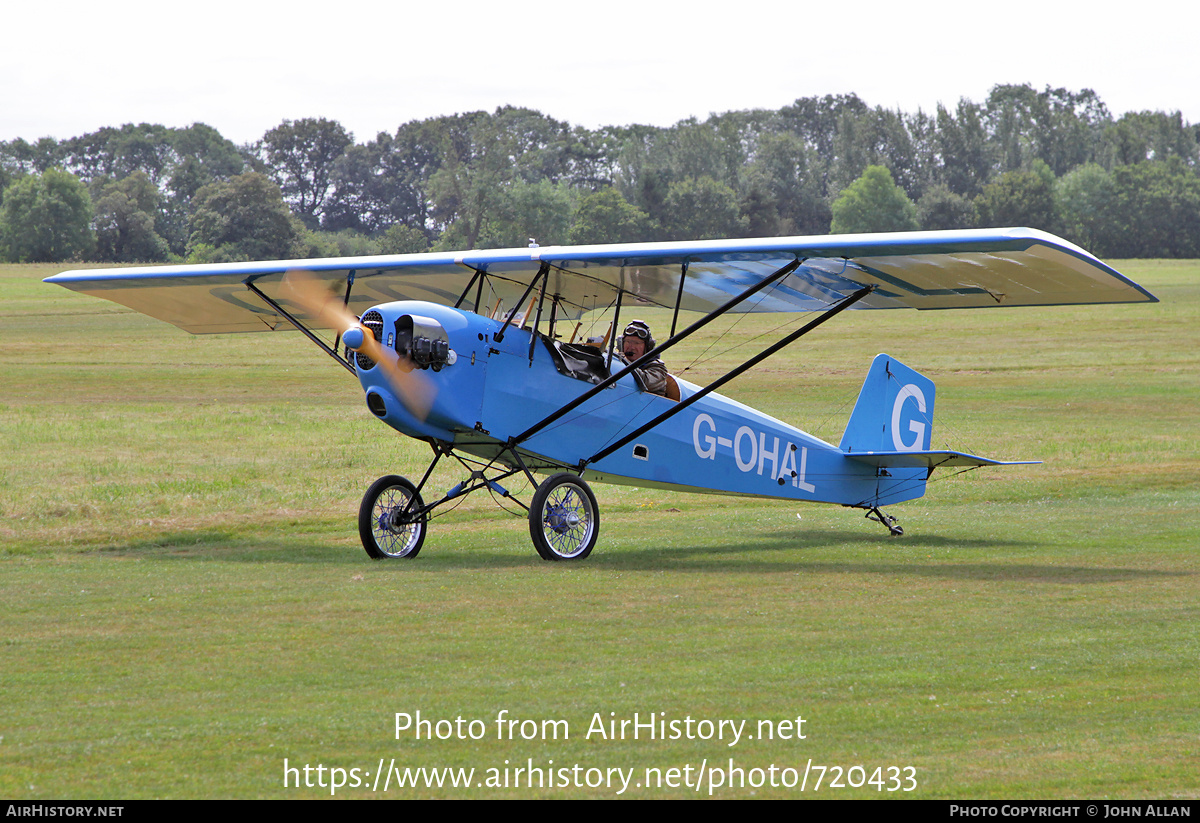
xmin=1 ymin=260 xmax=1197 ymax=799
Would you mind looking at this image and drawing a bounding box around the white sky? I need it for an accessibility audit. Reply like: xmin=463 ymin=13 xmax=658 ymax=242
xmin=4 ymin=0 xmax=1196 ymax=146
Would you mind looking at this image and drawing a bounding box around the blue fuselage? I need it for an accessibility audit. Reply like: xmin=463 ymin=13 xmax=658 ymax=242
xmin=357 ymin=301 xmax=915 ymax=507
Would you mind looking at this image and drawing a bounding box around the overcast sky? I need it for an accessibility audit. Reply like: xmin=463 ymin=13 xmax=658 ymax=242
xmin=4 ymin=0 xmax=1196 ymax=146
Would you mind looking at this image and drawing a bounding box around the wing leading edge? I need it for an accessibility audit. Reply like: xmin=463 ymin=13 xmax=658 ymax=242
xmin=45 ymin=228 xmax=1156 ymax=334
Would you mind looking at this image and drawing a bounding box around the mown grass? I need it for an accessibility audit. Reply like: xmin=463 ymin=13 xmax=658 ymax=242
xmin=1 ymin=260 xmax=1197 ymax=798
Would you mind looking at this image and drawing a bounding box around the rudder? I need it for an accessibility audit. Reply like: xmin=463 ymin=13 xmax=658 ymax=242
xmin=839 ymin=354 xmax=937 ymax=455
xmin=840 ymin=354 xmax=936 ymax=506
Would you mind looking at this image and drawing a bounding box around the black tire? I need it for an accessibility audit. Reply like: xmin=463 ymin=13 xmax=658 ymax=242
xmin=528 ymin=473 xmax=599 ymax=561
xmin=359 ymin=475 xmax=427 ymax=559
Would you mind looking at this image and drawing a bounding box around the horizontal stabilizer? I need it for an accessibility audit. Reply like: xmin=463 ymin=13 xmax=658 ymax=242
xmin=845 ymin=450 xmax=1041 ymax=469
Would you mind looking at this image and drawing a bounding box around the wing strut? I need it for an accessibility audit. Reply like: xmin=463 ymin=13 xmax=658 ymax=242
xmin=528 ymin=265 xmax=551 ymax=363
xmin=244 ymin=281 xmax=356 ymax=376
xmin=547 ymin=293 xmax=561 ymax=344
xmin=495 ymin=261 xmax=550 ymax=342
xmin=669 ymin=261 xmax=689 ymax=338
xmin=453 ymin=267 xmax=484 ymax=309
xmin=511 ymin=257 xmax=804 ymax=447
xmin=606 ymin=288 xmax=624 ymax=371
xmin=582 ymin=284 xmax=874 ymax=468
xmin=332 ymin=270 xmax=356 ymax=354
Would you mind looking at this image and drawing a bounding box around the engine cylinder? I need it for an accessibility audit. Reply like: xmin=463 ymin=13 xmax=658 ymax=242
xmin=395 ymin=314 xmax=451 ymax=371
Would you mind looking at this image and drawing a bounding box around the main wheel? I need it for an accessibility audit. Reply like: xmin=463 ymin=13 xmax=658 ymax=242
xmin=359 ymin=475 xmax=427 ymax=559
xmin=528 ymin=473 xmax=599 ymax=561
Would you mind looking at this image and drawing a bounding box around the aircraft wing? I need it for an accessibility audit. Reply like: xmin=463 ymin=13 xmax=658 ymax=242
xmin=46 ymin=228 xmax=1156 ymax=334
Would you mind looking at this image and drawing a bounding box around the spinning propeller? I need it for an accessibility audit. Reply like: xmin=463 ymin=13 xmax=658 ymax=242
xmin=281 ymin=270 xmax=435 ymax=420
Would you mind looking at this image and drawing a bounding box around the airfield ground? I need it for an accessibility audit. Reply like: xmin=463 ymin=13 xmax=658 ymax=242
xmin=1 ymin=260 xmax=1197 ymax=798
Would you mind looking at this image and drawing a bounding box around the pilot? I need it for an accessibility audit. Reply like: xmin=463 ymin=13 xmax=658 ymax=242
xmin=617 ymin=319 xmax=670 ymax=397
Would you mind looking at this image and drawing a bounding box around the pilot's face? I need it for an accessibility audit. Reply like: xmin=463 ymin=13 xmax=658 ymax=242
xmin=623 ymin=336 xmax=646 ymax=360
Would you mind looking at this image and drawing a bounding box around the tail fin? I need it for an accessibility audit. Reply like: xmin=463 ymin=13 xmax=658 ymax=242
xmin=839 ymin=355 xmax=1037 ymax=506
xmin=839 ymin=354 xmax=935 ymax=455
xmin=839 ymin=354 xmax=935 ymax=507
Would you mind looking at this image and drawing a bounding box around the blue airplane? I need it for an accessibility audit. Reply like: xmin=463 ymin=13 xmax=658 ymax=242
xmin=46 ymin=228 xmax=1157 ymax=561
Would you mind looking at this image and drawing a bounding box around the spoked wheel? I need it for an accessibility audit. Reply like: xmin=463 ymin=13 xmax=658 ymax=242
xmin=528 ymin=473 xmax=599 ymax=561
xmin=359 ymin=475 xmax=427 ymax=559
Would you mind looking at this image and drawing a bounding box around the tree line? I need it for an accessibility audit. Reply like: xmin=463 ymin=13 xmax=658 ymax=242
xmin=2 ymin=83 xmax=1198 ymax=264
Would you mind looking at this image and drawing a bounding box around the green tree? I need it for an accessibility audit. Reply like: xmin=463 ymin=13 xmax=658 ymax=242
xmin=665 ymin=117 xmax=744 ymax=191
xmin=743 ymin=132 xmax=828 ymax=235
xmin=738 ymin=172 xmax=783 ymax=237
xmin=92 ymin=172 xmax=170 ymax=262
xmin=492 ymin=106 xmax=575 ymax=184
xmin=780 ymin=93 xmax=869 ymax=162
xmin=1106 ymin=159 xmax=1200 ymax=257
xmin=935 ymin=100 xmax=992 ymax=196
xmin=60 ymin=123 xmax=179 ymax=186
xmin=168 ymin=124 xmax=245 ymax=186
xmin=187 ymin=172 xmax=300 ymax=261
xmin=1056 ymin=163 xmax=1117 ymax=254
xmin=660 ymin=176 xmax=748 ymax=240
xmin=486 ymin=179 xmax=575 ymax=248
xmin=1037 ymin=87 xmax=1111 ymax=175
xmin=562 ymin=124 xmax=628 ymax=190
xmin=1104 ymin=111 xmax=1199 ymax=168
xmin=1 ymin=137 xmax=62 ymax=176
xmin=975 ymin=159 xmax=1059 ymax=231
xmin=326 ymin=115 xmax=467 ymax=238
xmin=917 ymin=183 xmax=978 ymax=230
xmin=51 ymin=123 xmax=244 ymax=257
xmin=568 ymin=186 xmax=652 ymax=244
xmin=427 ymin=111 xmax=516 ymax=249
xmin=293 ymin=228 xmax=381 ymax=259
xmin=833 ymin=106 xmax=924 ymax=200
xmin=257 ymin=118 xmax=353 ymax=229
xmin=0 ymin=169 xmax=94 ymax=262
xmin=776 ymin=94 xmax=871 ymax=207
xmin=612 ymin=126 xmax=672 ymax=232
xmin=160 ymin=123 xmax=246 ymax=255
xmin=830 ymin=165 xmax=918 ymax=233
xmin=984 ymin=84 xmax=1111 ymax=177
xmin=379 ymin=224 xmax=431 ymax=254
xmin=326 ymin=132 xmax=424 ymax=235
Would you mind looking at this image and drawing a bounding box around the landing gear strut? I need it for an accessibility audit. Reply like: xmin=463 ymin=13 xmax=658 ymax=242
xmin=864 ymin=506 xmax=904 ymax=536
xmin=357 ymin=444 xmax=602 ymax=561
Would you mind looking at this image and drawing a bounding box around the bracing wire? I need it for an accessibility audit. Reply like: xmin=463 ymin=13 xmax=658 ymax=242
xmin=676 ymin=283 xmax=804 ymax=376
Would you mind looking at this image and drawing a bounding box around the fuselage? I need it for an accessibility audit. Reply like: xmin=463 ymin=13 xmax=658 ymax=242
xmin=356 ymin=301 xmax=912 ymax=507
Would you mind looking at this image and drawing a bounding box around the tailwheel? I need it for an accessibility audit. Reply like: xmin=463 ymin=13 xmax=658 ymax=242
xmin=528 ymin=473 xmax=599 ymax=561
xmin=865 ymin=506 xmax=904 ymax=537
xmin=359 ymin=475 xmax=427 ymax=559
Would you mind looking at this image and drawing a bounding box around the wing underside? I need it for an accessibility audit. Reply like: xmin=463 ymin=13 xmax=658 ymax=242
xmin=45 ymin=228 xmax=1156 ymax=334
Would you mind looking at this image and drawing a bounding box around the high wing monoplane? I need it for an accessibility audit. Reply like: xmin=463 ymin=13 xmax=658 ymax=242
xmin=47 ymin=228 xmax=1157 ymax=560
